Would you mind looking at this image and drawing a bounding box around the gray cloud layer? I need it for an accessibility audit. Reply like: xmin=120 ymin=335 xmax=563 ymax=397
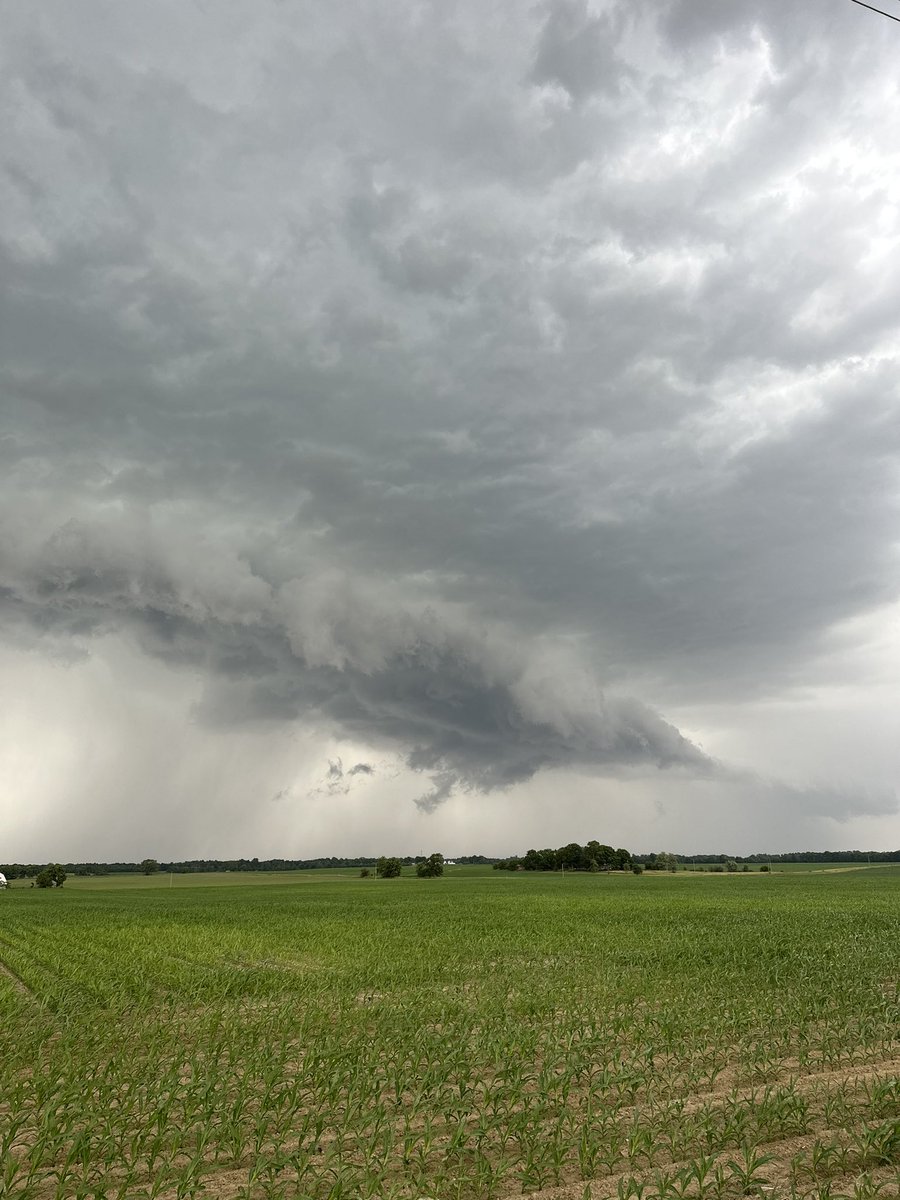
xmin=2 ymin=0 xmax=900 ymax=843
xmin=2 ymin=514 xmax=709 ymax=805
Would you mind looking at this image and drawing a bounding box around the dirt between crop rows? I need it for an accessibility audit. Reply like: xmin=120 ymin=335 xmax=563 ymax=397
xmin=527 ymin=1157 xmax=900 ymax=1200
xmin=144 ymin=1125 xmax=898 ymax=1200
xmin=14 ymin=1049 xmax=895 ymax=1200
xmin=0 ymin=953 xmax=35 ymax=998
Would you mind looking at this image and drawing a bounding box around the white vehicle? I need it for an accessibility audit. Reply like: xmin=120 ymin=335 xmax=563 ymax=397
xmin=0 ymin=873 xmax=7 ymax=889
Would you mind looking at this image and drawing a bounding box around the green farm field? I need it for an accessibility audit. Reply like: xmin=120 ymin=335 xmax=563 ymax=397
xmin=1 ymin=871 xmax=898 ymax=1200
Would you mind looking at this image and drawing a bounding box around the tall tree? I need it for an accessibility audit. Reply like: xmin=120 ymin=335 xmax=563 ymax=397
xmin=35 ymin=863 xmax=67 ymax=888
xmin=416 ymin=853 xmax=445 ymax=878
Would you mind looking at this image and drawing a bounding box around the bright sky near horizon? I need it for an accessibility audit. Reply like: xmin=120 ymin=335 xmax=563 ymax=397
xmin=2 ymin=0 xmax=900 ymax=862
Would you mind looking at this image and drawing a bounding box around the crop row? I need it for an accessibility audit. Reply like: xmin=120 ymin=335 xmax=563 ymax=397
xmin=1 ymin=871 xmax=897 ymax=1198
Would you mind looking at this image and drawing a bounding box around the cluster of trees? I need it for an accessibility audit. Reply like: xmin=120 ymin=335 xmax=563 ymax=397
xmin=373 ymin=853 xmax=445 ymax=878
xmin=1 ymin=863 xmax=72 ymax=880
xmin=494 ymin=842 xmax=633 ymax=872
xmin=416 ymin=853 xmax=444 ymax=877
xmin=640 ymin=852 xmax=678 ymax=872
xmin=35 ymin=864 xmax=66 ymax=888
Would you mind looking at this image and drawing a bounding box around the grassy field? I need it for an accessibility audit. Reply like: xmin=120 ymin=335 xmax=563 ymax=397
xmin=14 ymin=865 xmax=495 ymax=890
xmin=5 ymin=861 xmax=888 ymax=893
xmin=1 ymin=870 xmax=898 ymax=1200
xmin=683 ymin=863 xmax=893 ymax=875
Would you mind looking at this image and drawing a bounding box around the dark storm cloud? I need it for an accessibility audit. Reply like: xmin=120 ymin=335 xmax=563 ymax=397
xmin=2 ymin=0 xmax=899 ymax=833
xmin=531 ymin=1 xmax=630 ymax=101
xmin=1 ymin=524 xmax=709 ymax=807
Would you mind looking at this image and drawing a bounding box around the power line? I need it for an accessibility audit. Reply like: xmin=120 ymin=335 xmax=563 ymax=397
xmin=850 ymin=0 xmax=900 ymax=22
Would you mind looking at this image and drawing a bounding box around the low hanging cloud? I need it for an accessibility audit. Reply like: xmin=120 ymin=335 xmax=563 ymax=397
xmin=1 ymin=515 xmax=710 ymax=810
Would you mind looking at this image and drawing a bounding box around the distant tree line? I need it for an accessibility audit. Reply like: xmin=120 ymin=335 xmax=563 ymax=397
xmin=0 ymin=853 xmax=489 ymax=879
xmin=2 ymin=848 xmax=898 ymax=882
xmin=659 ymin=850 xmax=900 ymax=865
xmin=494 ymin=844 xmax=900 ymax=873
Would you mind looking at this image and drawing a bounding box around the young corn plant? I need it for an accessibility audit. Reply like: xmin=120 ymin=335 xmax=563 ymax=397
xmin=725 ymin=1142 xmax=776 ymax=1196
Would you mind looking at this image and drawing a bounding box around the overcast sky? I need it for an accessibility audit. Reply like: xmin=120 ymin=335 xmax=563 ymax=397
xmin=2 ymin=0 xmax=900 ymax=862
